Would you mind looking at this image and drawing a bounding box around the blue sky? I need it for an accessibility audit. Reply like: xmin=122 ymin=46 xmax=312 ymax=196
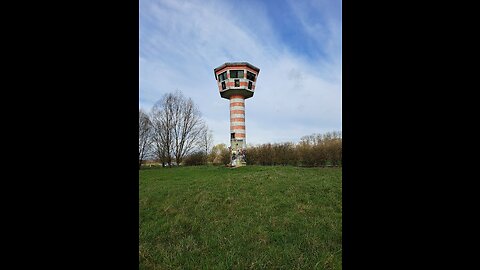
xmin=140 ymin=0 xmax=342 ymax=146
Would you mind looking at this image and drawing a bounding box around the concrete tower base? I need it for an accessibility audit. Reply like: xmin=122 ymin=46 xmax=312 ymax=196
xmin=230 ymin=138 xmax=246 ymax=167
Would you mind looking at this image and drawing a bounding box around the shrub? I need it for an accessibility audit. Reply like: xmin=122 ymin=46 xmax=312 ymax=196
xmin=183 ymin=151 xmax=206 ymax=166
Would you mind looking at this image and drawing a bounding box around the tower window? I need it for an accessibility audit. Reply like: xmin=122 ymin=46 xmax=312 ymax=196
xmin=247 ymin=71 xmax=256 ymax=81
xmin=218 ymin=71 xmax=227 ymax=82
xmin=230 ymin=70 xmax=244 ymax=78
xmin=248 ymin=81 xmax=252 ymax=89
xmin=235 ymin=79 xmax=240 ymax=87
xmin=231 ymin=133 xmax=235 ymax=139
xmin=221 ymin=81 xmax=226 ymax=90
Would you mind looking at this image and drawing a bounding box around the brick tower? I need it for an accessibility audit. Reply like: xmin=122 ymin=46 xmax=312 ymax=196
xmin=214 ymin=62 xmax=260 ymax=167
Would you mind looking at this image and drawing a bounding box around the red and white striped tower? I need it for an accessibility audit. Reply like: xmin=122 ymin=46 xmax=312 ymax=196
xmin=230 ymin=95 xmax=246 ymax=143
xmin=214 ymin=62 xmax=260 ymax=167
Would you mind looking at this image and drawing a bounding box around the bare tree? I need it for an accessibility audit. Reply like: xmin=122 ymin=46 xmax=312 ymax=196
xmin=150 ymin=91 xmax=205 ymax=166
xmin=151 ymin=94 xmax=174 ymax=167
xmin=199 ymin=126 xmax=213 ymax=164
xmin=139 ymin=109 xmax=152 ymax=169
xmin=172 ymin=93 xmax=205 ymax=165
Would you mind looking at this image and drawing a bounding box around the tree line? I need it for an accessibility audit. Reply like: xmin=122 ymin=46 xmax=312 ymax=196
xmin=244 ymin=131 xmax=342 ymax=167
xmin=140 ymin=91 xmax=341 ymax=168
xmin=181 ymin=132 xmax=342 ymax=167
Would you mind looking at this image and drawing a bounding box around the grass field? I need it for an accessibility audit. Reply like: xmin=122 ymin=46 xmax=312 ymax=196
xmin=139 ymin=166 xmax=342 ymax=269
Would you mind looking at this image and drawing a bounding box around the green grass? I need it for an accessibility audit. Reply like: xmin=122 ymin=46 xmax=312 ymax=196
xmin=140 ymin=166 xmax=342 ymax=269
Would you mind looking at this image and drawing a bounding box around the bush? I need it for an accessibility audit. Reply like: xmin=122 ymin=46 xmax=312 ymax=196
xmin=183 ymin=151 xmax=206 ymax=166
xmin=219 ymin=147 xmax=231 ymax=165
xmin=246 ymin=146 xmax=258 ymax=165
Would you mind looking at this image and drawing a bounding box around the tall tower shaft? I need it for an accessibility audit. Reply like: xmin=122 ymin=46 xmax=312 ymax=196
xmin=214 ymin=62 xmax=260 ymax=167
xmin=230 ymin=94 xmax=246 ymax=147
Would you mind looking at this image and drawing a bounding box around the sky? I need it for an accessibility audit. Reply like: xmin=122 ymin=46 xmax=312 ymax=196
xmin=140 ymin=0 xmax=342 ymax=146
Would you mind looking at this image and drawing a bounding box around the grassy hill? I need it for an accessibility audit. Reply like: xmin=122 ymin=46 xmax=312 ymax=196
xmin=140 ymin=166 xmax=342 ymax=269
